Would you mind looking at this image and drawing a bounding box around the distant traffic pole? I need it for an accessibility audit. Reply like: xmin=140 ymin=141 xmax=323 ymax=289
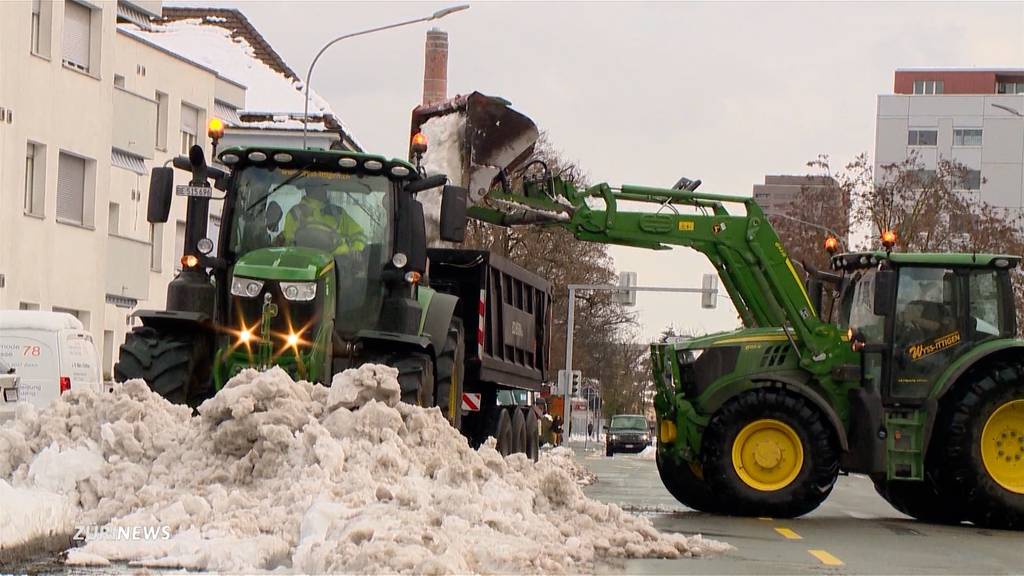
xmin=561 ymin=283 xmax=719 ymax=447
xmin=301 ymin=5 xmax=469 ymax=149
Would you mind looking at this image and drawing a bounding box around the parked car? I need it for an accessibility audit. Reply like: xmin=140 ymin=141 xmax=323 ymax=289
xmin=606 ymin=414 xmax=651 ymax=456
xmin=0 ymin=311 xmax=102 ymax=421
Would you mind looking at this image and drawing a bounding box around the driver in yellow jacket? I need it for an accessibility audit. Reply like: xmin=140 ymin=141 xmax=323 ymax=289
xmin=281 ymin=184 xmax=366 ymax=255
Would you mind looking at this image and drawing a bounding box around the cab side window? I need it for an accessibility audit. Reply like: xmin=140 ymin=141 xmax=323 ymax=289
xmin=969 ymin=271 xmax=1002 ymax=338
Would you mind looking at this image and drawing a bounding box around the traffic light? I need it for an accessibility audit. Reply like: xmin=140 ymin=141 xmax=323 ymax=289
xmin=571 ymin=370 xmax=582 ymax=396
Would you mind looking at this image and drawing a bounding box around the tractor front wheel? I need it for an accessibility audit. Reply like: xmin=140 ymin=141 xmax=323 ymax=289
xmin=396 ymin=353 xmax=435 ymax=407
xmin=703 ymin=388 xmax=839 ymax=518
xmin=525 ymin=409 xmax=540 ymax=461
xmin=938 ymin=360 xmax=1024 ymax=530
xmin=114 ymin=326 xmax=213 ymax=408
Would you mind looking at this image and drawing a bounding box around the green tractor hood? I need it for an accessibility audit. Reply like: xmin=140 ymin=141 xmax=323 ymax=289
xmin=674 ymin=327 xmax=793 ymax=351
xmin=233 ymin=247 xmax=335 ymax=281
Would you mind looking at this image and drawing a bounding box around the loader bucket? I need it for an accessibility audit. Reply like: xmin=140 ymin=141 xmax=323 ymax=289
xmin=411 ymin=92 xmax=539 ymax=202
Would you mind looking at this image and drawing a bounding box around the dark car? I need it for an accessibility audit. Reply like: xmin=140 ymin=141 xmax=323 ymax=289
xmin=606 ymin=414 xmax=651 ymax=456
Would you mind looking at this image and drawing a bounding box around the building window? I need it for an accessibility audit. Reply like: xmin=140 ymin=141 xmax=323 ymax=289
xmin=953 ymin=129 xmax=983 ymax=146
xmin=908 ymin=129 xmax=938 ymax=146
xmin=997 ymin=82 xmax=1024 ymax=94
xmin=912 ymin=80 xmax=944 ymax=95
xmin=57 ymin=151 xmax=89 ymax=225
xmin=108 ymin=202 xmax=120 ymax=235
xmin=19 ymin=302 xmax=40 ymax=311
xmin=114 ymin=74 xmax=125 ymax=88
xmin=62 ymin=0 xmax=92 ymax=73
xmin=180 ymin=104 xmax=200 ymax=155
xmin=30 ymin=0 xmax=51 ymax=58
xmin=960 ymin=170 xmax=982 ymax=190
xmin=24 ymin=142 xmax=45 ymax=217
xmin=156 ymin=91 xmax=168 ymax=150
xmin=150 ymin=223 xmax=163 ymax=272
xmin=913 ymin=169 xmax=937 ymax=184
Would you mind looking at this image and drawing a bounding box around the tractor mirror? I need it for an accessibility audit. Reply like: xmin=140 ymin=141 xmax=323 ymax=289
xmin=439 ymin=185 xmax=468 ymax=243
xmin=873 ymin=269 xmax=896 ymax=316
xmin=147 ymin=167 xmax=174 ymax=223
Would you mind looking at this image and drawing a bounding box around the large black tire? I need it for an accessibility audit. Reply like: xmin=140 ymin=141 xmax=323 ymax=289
xmin=494 ymin=409 xmax=513 ymax=456
xmin=512 ymin=409 xmax=527 ymax=454
xmin=703 ymin=388 xmax=840 ymax=518
xmin=433 ymin=319 xmax=465 ymax=427
xmin=397 ymin=353 xmax=434 ymax=407
xmin=114 ymin=326 xmax=213 ymax=408
xmin=656 ymin=450 xmax=722 ymax=513
xmin=935 ymin=359 xmax=1024 ymax=530
xmin=872 ymin=475 xmax=963 ymax=524
xmin=525 ymin=409 xmax=540 ymax=461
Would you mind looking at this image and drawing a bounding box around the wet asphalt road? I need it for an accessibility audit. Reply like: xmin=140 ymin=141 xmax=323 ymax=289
xmin=577 ymin=444 xmax=1023 ymax=575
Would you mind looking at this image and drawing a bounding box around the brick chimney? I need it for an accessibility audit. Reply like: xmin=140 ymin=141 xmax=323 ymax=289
xmin=422 ymin=28 xmax=448 ymax=106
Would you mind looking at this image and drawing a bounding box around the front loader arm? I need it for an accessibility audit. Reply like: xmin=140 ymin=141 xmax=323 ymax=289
xmin=470 ymin=177 xmax=844 ymax=372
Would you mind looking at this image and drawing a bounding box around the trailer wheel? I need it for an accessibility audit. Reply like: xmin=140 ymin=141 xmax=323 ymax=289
xmin=872 ymin=476 xmax=962 ymax=524
xmin=656 ymin=450 xmax=722 ymax=513
xmin=396 ymin=353 xmax=434 ymax=407
xmin=493 ymin=408 xmax=514 ymax=457
xmin=936 ymin=359 xmax=1024 ymax=530
xmin=525 ymin=409 xmax=540 ymax=461
xmin=703 ymin=388 xmax=839 ymax=518
xmin=512 ymin=409 xmax=527 ymax=454
xmin=433 ymin=319 xmax=465 ymax=427
xmin=114 ymin=326 xmax=212 ymax=408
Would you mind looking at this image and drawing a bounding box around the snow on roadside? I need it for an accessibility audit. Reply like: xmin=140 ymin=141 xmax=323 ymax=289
xmin=0 ymin=366 xmax=730 ymax=572
xmin=637 ymin=445 xmax=657 ymax=461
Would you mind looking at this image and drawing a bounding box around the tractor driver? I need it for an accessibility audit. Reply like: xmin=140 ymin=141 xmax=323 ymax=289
xmin=281 ymin=181 xmax=367 ymax=256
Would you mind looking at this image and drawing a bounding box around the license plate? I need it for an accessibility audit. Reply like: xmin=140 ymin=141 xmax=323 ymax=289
xmin=624 ymin=444 xmax=634 ymax=449
xmin=176 ymin=185 xmax=213 ymax=198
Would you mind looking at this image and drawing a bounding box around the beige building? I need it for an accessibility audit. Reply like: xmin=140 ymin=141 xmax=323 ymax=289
xmin=0 ymin=1 xmax=352 ymax=379
xmin=752 ymin=175 xmax=841 ymax=218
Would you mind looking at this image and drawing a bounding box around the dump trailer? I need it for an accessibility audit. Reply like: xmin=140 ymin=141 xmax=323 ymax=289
xmin=467 ymin=145 xmax=1024 ymax=528
xmin=114 ymin=94 xmax=549 ymax=458
xmin=429 ymin=248 xmax=551 ymax=457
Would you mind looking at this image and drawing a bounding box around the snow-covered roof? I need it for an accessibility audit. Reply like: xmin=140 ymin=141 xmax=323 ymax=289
xmin=118 ymin=15 xmax=333 ymax=121
xmin=0 ymin=311 xmax=85 ymax=332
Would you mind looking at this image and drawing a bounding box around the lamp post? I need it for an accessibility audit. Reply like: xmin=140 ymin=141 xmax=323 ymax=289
xmin=301 ymin=4 xmax=470 ymax=149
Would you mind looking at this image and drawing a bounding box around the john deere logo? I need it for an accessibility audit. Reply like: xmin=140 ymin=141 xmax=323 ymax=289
xmin=908 ymin=331 xmax=961 ymax=361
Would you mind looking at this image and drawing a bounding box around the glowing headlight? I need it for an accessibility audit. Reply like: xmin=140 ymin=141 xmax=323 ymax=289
xmin=280 ymin=281 xmax=316 ymax=301
xmin=231 ymin=277 xmax=264 ymax=298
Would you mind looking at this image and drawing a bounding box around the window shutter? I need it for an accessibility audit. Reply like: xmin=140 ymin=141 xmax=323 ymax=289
xmin=181 ymin=105 xmax=198 ymax=135
xmin=63 ymin=1 xmax=91 ymax=71
xmin=57 ymin=152 xmax=85 ymax=223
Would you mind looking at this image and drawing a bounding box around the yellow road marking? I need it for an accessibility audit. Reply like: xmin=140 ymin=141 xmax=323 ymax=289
xmin=808 ymin=549 xmax=844 ymax=566
xmin=774 ymin=527 xmax=802 ymax=540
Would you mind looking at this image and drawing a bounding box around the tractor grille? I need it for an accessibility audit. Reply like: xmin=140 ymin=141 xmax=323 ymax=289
xmin=760 ymin=344 xmax=790 ymax=368
xmin=230 ymin=283 xmax=321 ymax=346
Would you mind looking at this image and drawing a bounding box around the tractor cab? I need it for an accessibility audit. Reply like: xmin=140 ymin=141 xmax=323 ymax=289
xmin=831 ymin=251 xmax=1019 ymax=403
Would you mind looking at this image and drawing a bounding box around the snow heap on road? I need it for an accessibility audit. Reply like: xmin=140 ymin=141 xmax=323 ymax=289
xmin=418 ymin=113 xmax=467 ymax=246
xmin=0 ymin=366 xmax=729 ymax=573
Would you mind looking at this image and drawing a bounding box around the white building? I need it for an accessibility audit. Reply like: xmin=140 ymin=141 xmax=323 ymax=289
xmin=875 ymin=68 xmax=1024 ymax=215
xmin=0 ymin=1 xmax=354 ymax=380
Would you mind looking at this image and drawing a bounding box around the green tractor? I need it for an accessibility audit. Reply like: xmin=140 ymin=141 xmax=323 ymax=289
xmin=470 ymin=168 xmax=1023 ymax=528
xmin=114 ymin=94 xmax=550 ymax=456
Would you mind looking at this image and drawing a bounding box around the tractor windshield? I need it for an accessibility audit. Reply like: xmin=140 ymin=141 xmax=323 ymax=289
xmin=610 ymin=415 xmax=648 ymax=431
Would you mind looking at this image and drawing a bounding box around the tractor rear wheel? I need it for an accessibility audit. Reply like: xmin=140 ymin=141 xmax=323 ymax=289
xmin=872 ymin=476 xmax=963 ymax=524
xmin=433 ymin=319 xmax=465 ymax=427
xmin=114 ymin=326 xmax=212 ymax=408
xmin=656 ymin=450 xmax=722 ymax=513
xmin=702 ymin=388 xmax=839 ymax=518
xmin=936 ymin=359 xmax=1024 ymax=530
xmin=512 ymin=409 xmax=527 ymax=454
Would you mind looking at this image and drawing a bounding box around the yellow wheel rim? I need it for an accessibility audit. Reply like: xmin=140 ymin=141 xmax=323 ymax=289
xmin=732 ymin=419 xmax=804 ymax=491
xmin=981 ymin=399 xmax=1024 ymax=494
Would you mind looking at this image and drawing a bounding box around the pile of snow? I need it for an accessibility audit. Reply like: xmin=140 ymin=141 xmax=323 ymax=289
xmin=545 ymin=447 xmax=598 ymax=486
xmin=418 ymin=113 xmax=467 ymax=246
xmin=637 ymin=445 xmax=657 ymax=461
xmin=0 ymin=366 xmax=729 ymax=572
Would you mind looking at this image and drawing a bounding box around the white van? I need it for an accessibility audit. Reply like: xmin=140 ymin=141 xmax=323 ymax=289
xmin=0 ymin=311 xmax=102 ymax=422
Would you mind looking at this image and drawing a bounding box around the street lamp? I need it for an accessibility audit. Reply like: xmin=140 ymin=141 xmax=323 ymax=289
xmin=301 ymin=4 xmax=470 ymax=149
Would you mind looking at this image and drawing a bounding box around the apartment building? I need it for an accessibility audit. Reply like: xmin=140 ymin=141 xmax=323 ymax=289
xmin=0 ymin=1 xmax=352 ymax=378
xmin=875 ymin=68 xmax=1024 ymax=214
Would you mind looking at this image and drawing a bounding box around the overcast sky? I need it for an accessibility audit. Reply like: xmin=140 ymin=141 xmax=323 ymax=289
xmin=180 ymin=1 xmax=1023 ymax=340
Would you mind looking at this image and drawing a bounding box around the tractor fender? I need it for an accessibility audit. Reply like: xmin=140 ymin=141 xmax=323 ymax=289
xmin=420 ymin=290 xmax=460 ymax=352
xmin=134 ymin=310 xmax=212 ymax=334
xmin=355 ymin=330 xmax=433 ymax=358
xmin=702 ymin=374 xmax=849 ymax=451
xmin=931 ymin=339 xmax=1024 ymax=401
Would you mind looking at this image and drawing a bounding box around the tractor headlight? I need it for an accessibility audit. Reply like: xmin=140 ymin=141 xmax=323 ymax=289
xmin=231 ymin=277 xmax=264 ymax=298
xmin=280 ymin=281 xmax=316 ymax=301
